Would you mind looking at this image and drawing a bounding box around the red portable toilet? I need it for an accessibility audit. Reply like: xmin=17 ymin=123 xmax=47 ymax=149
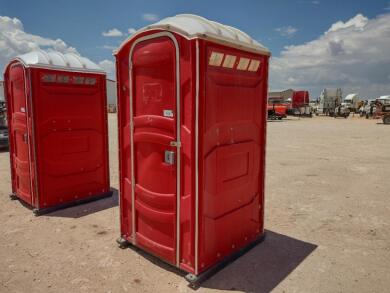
xmin=115 ymin=14 xmax=270 ymax=283
xmin=4 ymin=50 xmax=111 ymax=215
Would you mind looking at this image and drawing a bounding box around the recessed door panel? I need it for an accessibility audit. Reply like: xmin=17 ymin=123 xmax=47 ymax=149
xmin=8 ymin=65 xmax=32 ymax=204
xmin=131 ymin=36 xmax=178 ymax=264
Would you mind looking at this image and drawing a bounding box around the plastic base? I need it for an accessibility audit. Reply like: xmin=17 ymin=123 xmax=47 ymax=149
xmin=118 ymin=232 xmax=266 ymax=288
xmin=12 ymin=191 xmax=113 ymax=216
xmin=9 ymin=193 xmax=18 ymax=200
xmin=185 ymin=233 xmax=266 ymax=287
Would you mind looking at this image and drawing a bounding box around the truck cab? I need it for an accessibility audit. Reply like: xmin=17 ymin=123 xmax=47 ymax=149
xmin=0 ymin=100 xmax=8 ymax=149
xmin=342 ymin=93 xmax=360 ymax=113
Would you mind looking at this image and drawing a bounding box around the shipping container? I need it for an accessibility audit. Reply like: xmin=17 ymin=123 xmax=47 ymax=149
xmin=115 ymin=14 xmax=270 ymax=284
xmin=3 ymin=50 xmax=112 ymax=215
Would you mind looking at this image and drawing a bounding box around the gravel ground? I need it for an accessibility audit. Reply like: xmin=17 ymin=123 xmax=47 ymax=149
xmin=0 ymin=114 xmax=389 ymax=293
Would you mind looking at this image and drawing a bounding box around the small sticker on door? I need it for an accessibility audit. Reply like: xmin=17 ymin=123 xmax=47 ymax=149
xmin=20 ymin=107 xmax=26 ymax=113
xmin=163 ymin=110 xmax=174 ymax=118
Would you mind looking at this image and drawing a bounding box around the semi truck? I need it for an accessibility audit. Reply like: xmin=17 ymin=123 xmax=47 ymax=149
xmin=289 ymin=90 xmax=312 ymax=117
xmin=342 ymin=93 xmax=360 ymax=113
xmin=316 ymin=88 xmax=342 ymax=116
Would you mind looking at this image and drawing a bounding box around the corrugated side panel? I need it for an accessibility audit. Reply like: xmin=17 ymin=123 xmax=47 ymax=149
xmin=32 ymin=68 xmax=109 ymax=209
xmin=198 ymin=41 xmax=268 ymax=273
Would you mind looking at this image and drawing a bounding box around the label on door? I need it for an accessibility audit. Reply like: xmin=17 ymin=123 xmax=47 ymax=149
xmin=163 ymin=109 xmax=174 ymax=118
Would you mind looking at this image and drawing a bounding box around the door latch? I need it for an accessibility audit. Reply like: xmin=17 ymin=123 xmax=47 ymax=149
xmin=23 ymin=133 xmax=28 ymax=143
xmin=164 ymin=150 xmax=175 ymax=165
xmin=170 ymin=141 xmax=181 ymax=147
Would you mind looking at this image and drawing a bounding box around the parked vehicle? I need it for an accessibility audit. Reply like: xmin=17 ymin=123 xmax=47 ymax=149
xmin=292 ymin=91 xmax=309 ymax=108
xmin=334 ymin=105 xmax=350 ymax=118
xmin=268 ymin=97 xmax=287 ymax=120
xmin=342 ymin=93 xmax=360 ymax=113
xmin=298 ymin=105 xmax=313 ymax=117
xmin=359 ymin=100 xmax=370 ymax=117
xmin=316 ymin=88 xmax=342 ymax=116
xmin=268 ymin=104 xmax=287 ymax=120
xmin=382 ymin=105 xmax=390 ymax=124
xmin=361 ymin=100 xmax=375 ymax=118
xmin=365 ymin=99 xmax=390 ymax=119
xmin=377 ymin=95 xmax=390 ymax=105
xmin=356 ymin=100 xmax=365 ymax=116
xmin=0 ymin=127 xmax=8 ymax=149
xmin=288 ymin=91 xmax=312 ymax=117
xmin=0 ymin=101 xmax=8 ymax=149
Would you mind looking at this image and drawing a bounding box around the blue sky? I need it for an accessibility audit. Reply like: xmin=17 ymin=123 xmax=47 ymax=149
xmin=1 ymin=0 xmax=390 ymax=97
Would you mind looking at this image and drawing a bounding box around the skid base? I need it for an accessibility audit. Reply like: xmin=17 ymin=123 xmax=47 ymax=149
xmin=11 ymin=191 xmax=113 ymax=216
xmin=116 ymin=237 xmax=130 ymax=249
xmin=9 ymin=193 xmax=18 ymax=200
xmin=117 ymin=232 xmax=266 ymax=288
xmin=185 ymin=233 xmax=266 ymax=287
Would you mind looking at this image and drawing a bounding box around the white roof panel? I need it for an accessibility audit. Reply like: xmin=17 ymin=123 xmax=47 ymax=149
xmin=117 ymin=14 xmax=270 ymax=55
xmin=14 ymin=50 xmax=105 ymax=73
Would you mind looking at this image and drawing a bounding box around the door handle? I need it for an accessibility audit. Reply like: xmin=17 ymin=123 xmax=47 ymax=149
xmin=164 ymin=150 xmax=175 ymax=165
xmin=23 ymin=133 xmax=28 ymax=143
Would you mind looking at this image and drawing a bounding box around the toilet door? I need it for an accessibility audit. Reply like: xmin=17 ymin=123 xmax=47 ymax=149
xmin=8 ymin=64 xmax=33 ymax=205
xmin=130 ymin=34 xmax=181 ymax=265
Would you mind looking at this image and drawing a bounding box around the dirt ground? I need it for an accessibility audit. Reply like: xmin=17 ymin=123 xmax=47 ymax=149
xmin=0 ymin=114 xmax=389 ymax=293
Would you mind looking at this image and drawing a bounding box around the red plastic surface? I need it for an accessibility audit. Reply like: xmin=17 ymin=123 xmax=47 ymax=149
xmin=6 ymin=64 xmax=32 ymax=205
xmin=292 ymin=90 xmax=310 ymax=109
xmin=132 ymin=37 xmax=178 ymax=263
xmin=4 ymin=62 xmax=110 ymax=211
xmin=116 ymin=30 xmax=269 ymax=275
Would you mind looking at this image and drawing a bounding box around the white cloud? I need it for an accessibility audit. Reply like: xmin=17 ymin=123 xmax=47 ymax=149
xmin=0 ymin=15 xmax=78 ymax=73
xmin=142 ymin=13 xmax=159 ymax=22
xmin=275 ymin=26 xmax=298 ymax=38
xmin=128 ymin=27 xmax=137 ymax=34
xmin=102 ymin=28 xmax=123 ymax=37
xmin=326 ymin=13 xmax=368 ymax=33
xmin=99 ymin=45 xmax=116 ymax=50
xmin=99 ymin=59 xmax=115 ymax=77
xmin=270 ymin=13 xmax=390 ymax=98
xmin=0 ymin=15 xmax=115 ymax=80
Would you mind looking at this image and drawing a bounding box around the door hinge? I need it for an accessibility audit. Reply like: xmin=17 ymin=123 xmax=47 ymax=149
xmin=170 ymin=141 xmax=181 ymax=147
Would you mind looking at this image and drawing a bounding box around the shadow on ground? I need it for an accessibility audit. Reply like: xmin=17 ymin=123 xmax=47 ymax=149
xmin=201 ymin=230 xmax=317 ymax=292
xmin=46 ymin=187 xmax=118 ymax=218
xmin=0 ymin=147 xmax=9 ymax=153
xmin=267 ymin=117 xmax=311 ymax=123
xmin=121 ymin=229 xmax=317 ymax=292
xmin=267 ymin=120 xmax=286 ymax=123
